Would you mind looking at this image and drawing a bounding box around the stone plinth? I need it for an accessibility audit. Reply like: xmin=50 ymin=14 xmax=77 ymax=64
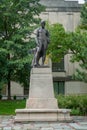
xmin=26 ymin=67 xmax=58 ymax=109
xmin=15 ymin=67 xmax=72 ymax=122
xmin=15 ymin=109 xmax=72 ymax=122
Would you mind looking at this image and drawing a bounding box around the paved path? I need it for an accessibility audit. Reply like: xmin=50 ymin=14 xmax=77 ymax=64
xmin=0 ymin=116 xmax=87 ymax=130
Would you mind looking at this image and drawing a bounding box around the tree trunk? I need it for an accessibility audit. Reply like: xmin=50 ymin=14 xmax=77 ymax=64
xmin=7 ymin=72 xmax=11 ymax=100
xmin=7 ymin=81 xmax=11 ymax=100
xmin=7 ymin=53 xmax=11 ymax=100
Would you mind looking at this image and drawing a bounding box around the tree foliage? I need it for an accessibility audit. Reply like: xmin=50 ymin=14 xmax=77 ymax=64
xmin=48 ymin=3 xmax=87 ymax=82
xmin=71 ymin=2 xmax=87 ymax=82
xmin=0 ymin=0 xmax=44 ymax=99
xmin=67 ymin=31 xmax=87 ymax=82
xmin=47 ymin=23 xmax=67 ymax=62
xmin=80 ymin=2 xmax=87 ymax=29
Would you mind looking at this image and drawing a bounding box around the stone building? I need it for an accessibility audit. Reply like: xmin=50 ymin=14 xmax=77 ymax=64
xmin=39 ymin=0 xmax=87 ymax=95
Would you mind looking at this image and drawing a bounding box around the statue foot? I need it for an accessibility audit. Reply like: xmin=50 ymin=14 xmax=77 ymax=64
xmin=33 ymin=63 xmax=40 ymax=67
xmin=41 ymin=63 xmax=44 ymax=66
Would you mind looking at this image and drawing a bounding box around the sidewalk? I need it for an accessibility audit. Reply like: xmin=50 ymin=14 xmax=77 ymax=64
xmin=0 ymin=116 xmax=87 ymax=130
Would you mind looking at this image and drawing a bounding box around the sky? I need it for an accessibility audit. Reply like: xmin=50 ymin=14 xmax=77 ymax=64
xmin=78 ymin=0 xmax=85 ymax=3
xmin=65 ymin=0 xmax=85 ymax=4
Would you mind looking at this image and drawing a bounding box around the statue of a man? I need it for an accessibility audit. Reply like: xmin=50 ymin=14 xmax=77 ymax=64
xmin=33 ymin=20 xmax=50 ymax=67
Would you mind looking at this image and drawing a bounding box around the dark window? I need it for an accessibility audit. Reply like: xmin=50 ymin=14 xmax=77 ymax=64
xmin=53 ymin=81 xmax=65 ymax=95
xmin=52 ymin=58 xmax=64 ymax=72
xmin=24 ymin=88 xmax=29 ymax=95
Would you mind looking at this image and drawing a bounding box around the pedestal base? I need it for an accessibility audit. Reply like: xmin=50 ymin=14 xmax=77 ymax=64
xmin=15 ymin=67 xmax=72 ymax=122
xmin=15 ymin=108 xmax=72 ymax=122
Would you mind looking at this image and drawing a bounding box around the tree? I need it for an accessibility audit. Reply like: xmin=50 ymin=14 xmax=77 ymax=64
xmin=0 ymin=0 xmax=44 ymax=99
xmin=47 ymin=23 xmax=67 ymax=62
xmin=66 ymin=31 xmax=87 ymax=82
xmin=80 ymin=2 xmax=87 ymax=30
xmin=48 ymin=3 xmax=87 ymax=82
xmin=66 ymin=3 xmax=87 ymax=81
xmin=69 ymin=2 xmax=87 ymax=81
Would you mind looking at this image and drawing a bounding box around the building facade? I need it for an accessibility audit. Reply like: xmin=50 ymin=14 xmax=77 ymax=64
xmin=40 ymin=0 xmax=87 ymax=95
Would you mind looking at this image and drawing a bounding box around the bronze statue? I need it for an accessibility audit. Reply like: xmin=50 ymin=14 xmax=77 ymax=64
xmin=33 ymin=20 xmax=50 ymax=67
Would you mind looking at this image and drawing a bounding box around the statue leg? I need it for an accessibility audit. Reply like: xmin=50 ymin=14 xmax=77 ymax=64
xmin=34 ymin=50 xmax=40 ymax=67
xmin=35 ymin=42 xmax=42 ymax=66
xmin=42 ymin=49 xmax=46 ymax=65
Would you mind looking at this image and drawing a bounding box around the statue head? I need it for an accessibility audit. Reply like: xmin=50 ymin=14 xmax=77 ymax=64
xmin=41 ymin=20 xmax=45 ymax=28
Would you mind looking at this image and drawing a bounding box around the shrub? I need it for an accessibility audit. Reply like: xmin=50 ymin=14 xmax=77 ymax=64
xmin=71 ymin=108 xmax=81 ymax=115
xmin=57 ymin=94 xmax=87 ymax=116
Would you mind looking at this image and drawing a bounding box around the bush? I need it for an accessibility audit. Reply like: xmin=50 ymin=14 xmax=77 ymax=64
xmin=71 ymin=108 xmax=81 ymax=115
xmin=57 ymin=94 xmax=87 ymax=116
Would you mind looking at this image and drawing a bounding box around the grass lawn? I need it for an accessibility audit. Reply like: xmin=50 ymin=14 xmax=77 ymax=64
xmin=0 ymin=95 xmax=87 ymax=116
xmin=0 ymin=100 xmax=26 ymax=115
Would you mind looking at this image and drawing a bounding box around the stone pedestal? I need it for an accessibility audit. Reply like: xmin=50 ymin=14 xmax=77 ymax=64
xmin=15 ymin=67 xmax=72 ymax=122
xmin=26 ymin=67 xmax=58 ymax=109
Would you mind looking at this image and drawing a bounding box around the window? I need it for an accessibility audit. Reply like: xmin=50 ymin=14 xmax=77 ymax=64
xmin=53 ymin=81 xmax=65 ymax=95
xmin=52 ymin=58 xmax=64 ymax=72
xmin=24 ymin=88 xmax=29 ymax=95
